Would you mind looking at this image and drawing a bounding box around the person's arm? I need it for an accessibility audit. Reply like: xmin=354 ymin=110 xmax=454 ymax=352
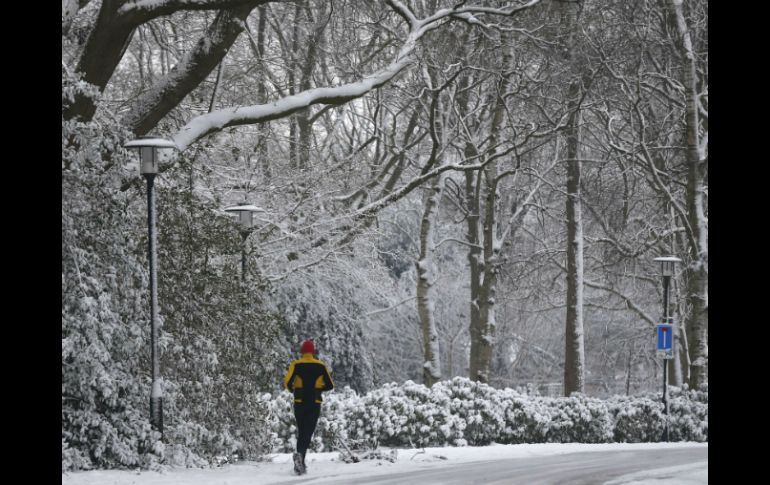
xmin=321 ymin=363 xmax=334 ymax=392
xmin=283 ymin=361 xmax=297 ymax=391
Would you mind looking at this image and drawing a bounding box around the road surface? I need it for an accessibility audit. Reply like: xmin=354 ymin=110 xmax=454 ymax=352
xmin=287 ymin=447 xmax=707 ymax=485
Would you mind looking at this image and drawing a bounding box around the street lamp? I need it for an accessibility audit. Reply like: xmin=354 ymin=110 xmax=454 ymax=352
xmin=223 ymin=203 xmax=264 ymax=281
xmin=653 ymin=256 xmax=681 ymax=442
xmin=125 ymin=135 xmax=178 ymax=438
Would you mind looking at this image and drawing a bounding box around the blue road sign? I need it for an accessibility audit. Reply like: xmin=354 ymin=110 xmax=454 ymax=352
xmin=656 ymin=324 xmax=673 ymax=351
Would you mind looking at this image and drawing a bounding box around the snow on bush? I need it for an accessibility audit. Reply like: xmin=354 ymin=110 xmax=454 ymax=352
xmin=608 ymin=385 xmax=708 ymax=443
xmin=266 ymin=377 xmax=707 ymax=453
xmin=63 ymin=73 xmax=283 ymax=472
xmin=657 ymin=386 xmax=708 ymax=442
xmin=608 ymin=395 xmax=665 ymax=443
xmin=543 ymin=393 xmax=614 ymax=443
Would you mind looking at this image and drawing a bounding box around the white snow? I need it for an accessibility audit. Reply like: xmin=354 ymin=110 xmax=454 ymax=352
xmin=124 ymin=138 xmax=178 ymax=149
xmin=61 ymin=442 xmax=706 ymax=485
xmin=653 ymin=256 xmax=683 ymax=263
xmin=604 ymin=460 xmax=708 ymax=485
xmin=151 ymin=378 xmax=162 ymax=398
xmin=223 ymin=204 xmax=264 ymax=212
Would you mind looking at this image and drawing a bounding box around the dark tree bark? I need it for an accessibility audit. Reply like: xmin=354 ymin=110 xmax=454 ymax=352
xmin=123 ymin=4 xmax=256 ymax=135
xmin=63 ymin=0 xmax=263 ymax=123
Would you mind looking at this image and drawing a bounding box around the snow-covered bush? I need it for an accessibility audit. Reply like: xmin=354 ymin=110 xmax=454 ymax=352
xmin=262 ymin=390 xmax=297 ymax=452
xmin=62 ymin=437 xmax=95 ymax=473
xmin=312 ymin=386 xmax=358 ymax=451
xmin=63 ymin=73 xmax=283 ymax=471
xmin=607 ymin=386 xmax=708 ymax=443
xmin=372 ymin=380 xmax=465 ymax=447
xmin=438 ymin=378 xmax=510 ymax=446
xmin=658 ymin=386 xmax=708 ymax=442
xmin=502 ymin=396 xmax=552 ymax=443
xmin=62 ymin=72 xmax=162 ymax=471
xmin=264 ymin=377 xmax=707 ymax=453
xmin=608 ymin=396 xmax=665 ymax=442
xmin=544 ymin=394 xmax=614 ymax=443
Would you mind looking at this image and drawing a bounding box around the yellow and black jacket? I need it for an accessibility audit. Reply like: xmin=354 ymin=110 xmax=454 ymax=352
xmin=283 ymin=353 xmax=334 ymax=405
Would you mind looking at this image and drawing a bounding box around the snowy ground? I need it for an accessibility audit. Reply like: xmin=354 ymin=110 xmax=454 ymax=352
xmin=62 ymin=442 xmax=707 ymax=485
xmin=604 ymin=461 xmax=708 ymax=485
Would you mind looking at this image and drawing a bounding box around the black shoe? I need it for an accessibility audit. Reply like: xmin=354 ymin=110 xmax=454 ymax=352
xmin=293 ymin=452 xmax=304 ymax=475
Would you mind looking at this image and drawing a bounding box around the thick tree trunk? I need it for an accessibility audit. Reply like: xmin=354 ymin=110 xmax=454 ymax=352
xmin=417 ymin=176 xmax=443 ymax=387
xmin=563 ymin=85 xmax=585 ymax=396
xmin=556 ymin=0 xmax=585 ymax=398
xmin=417 ymin=63 xmax=445 ymax=387
xmin=474 ymin=165 xmax=499 ymax=384
xmin=469 ymin=59 xmax=509 ymax=383
xmin=294 ymin=3 xmax=326 ymax=171
xmin=454 ymin=71 xmax=482 ymax=381
xmin=685 ymin=240 xmax=708 ymax=389
xmin=465 ymin=164 xmax=482 ymax=380
xmin=667 ymin=0 xmax=708 ymax=389
xmin=63 ymin=0 xmax=136 ymax=121
xmin=672 ymin=208 xmax=691 ymax=384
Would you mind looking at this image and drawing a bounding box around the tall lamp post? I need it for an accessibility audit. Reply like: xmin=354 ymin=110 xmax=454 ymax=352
xmin=125 ymin=136 xmax=178 ymax=438
xmin=654 ymin=256 xmax=681 ymax=442
xmin=223 ymin=204 xmax=264 ymax=282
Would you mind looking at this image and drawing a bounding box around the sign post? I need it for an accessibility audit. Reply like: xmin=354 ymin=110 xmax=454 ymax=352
xmin=656 ymin=323 xmax=674 ymax=359
xmin=653 ymin=256 xmax=680 ymax=443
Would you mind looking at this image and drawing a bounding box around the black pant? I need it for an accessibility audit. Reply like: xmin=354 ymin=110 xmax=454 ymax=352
xmin=294 ymin=403 xmax=320 ymax=457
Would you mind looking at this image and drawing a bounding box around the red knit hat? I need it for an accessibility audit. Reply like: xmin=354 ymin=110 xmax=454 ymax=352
xmin=300 ymin=339 xmax=315 ymax=354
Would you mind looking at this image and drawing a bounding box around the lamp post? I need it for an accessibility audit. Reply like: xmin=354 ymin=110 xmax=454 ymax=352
xmin=654 ymin=256 xmax=681 ymax=442
xmin=125 ymin=136 xmax=178 ymax=437
xmin=223 ymin=204 xmax=264 ymax=282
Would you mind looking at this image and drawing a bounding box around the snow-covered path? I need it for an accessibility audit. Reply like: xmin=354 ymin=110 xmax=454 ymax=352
xmin=62 ymin=442 xmax=707 ymax=485
xmin=298 ymin=447 xmax=707 ymax=484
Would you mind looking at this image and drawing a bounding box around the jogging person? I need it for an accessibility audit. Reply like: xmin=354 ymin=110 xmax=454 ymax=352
xmin=283 ymin=339 xmax=334 ymax=474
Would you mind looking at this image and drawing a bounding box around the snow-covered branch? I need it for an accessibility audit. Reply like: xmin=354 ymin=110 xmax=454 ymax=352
xmin=385 ymin=0 xmax=418 ymax=29
xmin=118 ymin=0 xmax=259 ymax=17
xmin=172 ymin=0 xmax=543 ymax=150
xmin=173 ymin=41 xmax=416 ymax=150
xmin=124 ymin=5 xmax=253 ymax=135
xmin=434 ymin=238 xmax=482 ymax=250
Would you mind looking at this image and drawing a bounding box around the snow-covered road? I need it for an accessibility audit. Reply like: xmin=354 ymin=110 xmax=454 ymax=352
xmin=62 ymin=442 xmax=707 ymax=485
xmin=295 ymin=447 xmax=707 ymax=484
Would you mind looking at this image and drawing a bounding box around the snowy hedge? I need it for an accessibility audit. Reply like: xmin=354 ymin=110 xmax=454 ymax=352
xmin=62 ymin=75 xmax=286 ymax=473
xmin=263 ymin=377 xmax=707 ymax=453
xmin=609 ymin=385 xmax=708 ymax=443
